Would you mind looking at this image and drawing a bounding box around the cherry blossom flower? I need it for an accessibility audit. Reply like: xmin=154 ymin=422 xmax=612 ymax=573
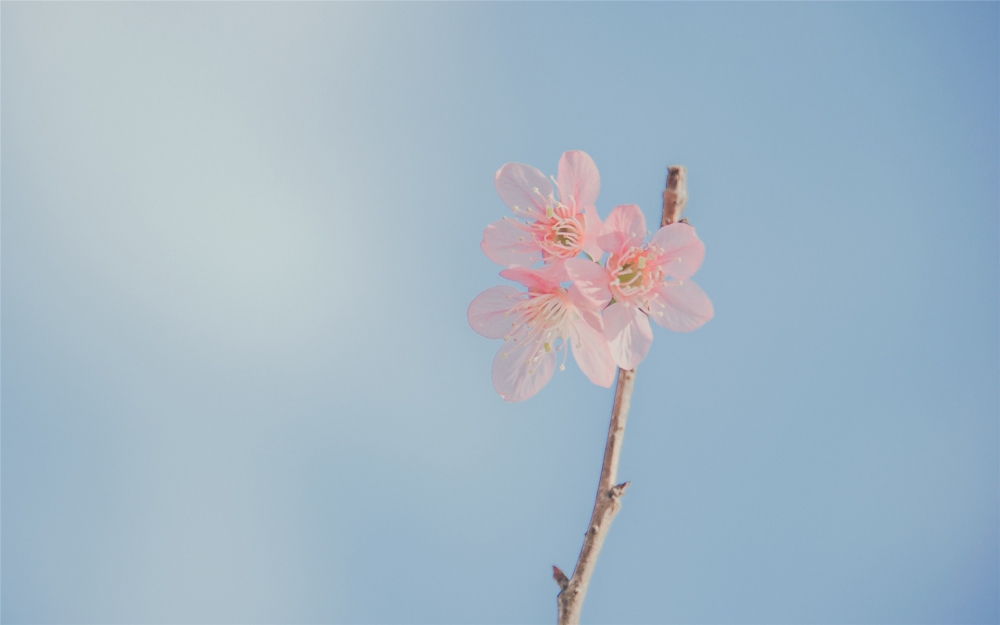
xmin=565 ymin=204 xmax=713 ymax=371
xmin=481 ymin=151 xmax=604 ymax=278
xmin=468 ymin=265 xmax=616 ymax=402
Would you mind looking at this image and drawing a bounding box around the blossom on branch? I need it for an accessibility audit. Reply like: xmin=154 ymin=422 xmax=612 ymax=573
xmin=481 ymin=151 xmax=604 ymax=278
xmin=566 ymin=204 xmax=714 ymax=370
xmin=468 ymin=265 xmax=616 ymax=402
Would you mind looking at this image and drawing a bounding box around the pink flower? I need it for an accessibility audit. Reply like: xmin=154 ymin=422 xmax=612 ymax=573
xmin=481 ymin=151 xmax=604 ymax=277
xmin=565 ymin=204 xmax=714 ymax=370
xmin=468 ymin=265 xmax=616 ymax=402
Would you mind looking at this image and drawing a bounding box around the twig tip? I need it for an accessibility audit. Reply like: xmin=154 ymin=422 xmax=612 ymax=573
xmin=662 ymin=165 xmax=688 ymax=226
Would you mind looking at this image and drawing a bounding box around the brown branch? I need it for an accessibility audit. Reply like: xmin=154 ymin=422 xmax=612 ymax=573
xmin=556 ymin=368 xmax=635 ymax=624
xmin=554 ymin=165 xmax=689 ymax=625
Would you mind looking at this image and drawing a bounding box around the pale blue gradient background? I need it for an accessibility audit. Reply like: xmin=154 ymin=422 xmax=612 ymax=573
xmin=3 ymin=3 xmax=997 ymax=624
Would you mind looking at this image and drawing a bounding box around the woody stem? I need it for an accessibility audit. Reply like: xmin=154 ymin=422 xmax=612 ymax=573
xmin=555 ymin=367 xmax=636 ymax=625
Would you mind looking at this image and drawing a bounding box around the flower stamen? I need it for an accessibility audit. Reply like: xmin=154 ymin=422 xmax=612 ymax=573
xmin=608 ymin=246 xmax=667 ymax=304
xmin=531 ymin=210 xmax=586 ymax=260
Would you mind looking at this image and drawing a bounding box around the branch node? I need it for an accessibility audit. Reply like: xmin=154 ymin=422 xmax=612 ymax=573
xmin=553 ymin=565 xmax=570 ymax=591
xmin=610 ymin=481 xmax=631 ymax=499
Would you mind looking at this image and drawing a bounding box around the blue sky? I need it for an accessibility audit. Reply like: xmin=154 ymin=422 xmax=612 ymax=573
xmin=3 ymin=3 xmax=997 ymax=623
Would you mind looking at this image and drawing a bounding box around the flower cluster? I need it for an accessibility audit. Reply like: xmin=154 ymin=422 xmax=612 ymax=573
xmin=469 ymin=151 xmax=713 ymax=401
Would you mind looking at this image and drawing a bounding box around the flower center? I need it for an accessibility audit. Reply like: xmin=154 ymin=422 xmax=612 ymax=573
xmin=500 ymin=288 xmax=578 ymax=373
xmin=609 ymin=247 xmax=664 ymax=302
xmin=533 ymin=205 xmax=586 ymax=260
xmin=520 ymin=290 xmax=568 ymax=329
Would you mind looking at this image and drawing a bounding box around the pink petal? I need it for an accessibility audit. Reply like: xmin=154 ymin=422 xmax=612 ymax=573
xmin=468 ymin=285 xmax=525 ymax=339
xmin=570 ymin=298 xmax=605 ymax=334
xmin=481 ymin=218 xmax=543 ymax=268
xmin=598 ymin=204 xmax=647 ymax=254
xmin=494 ymin=163 xmax=553 ymax=220
xmin=581 ymin=204 xmax=604 ymax=261
xmin=564 ymin=257 xmax=612 ymax=309
xmin=499 ymin=266 xmax=561 ymax=292
xmin=648 ymin=280 xmax=714 ymax=332
xmin=492 ymin=337 xmax=556 ymax=402
xmin=603 ymin=302 xmax=654 ymax=370
xmin=557 ymin=150 xmax=600 ymax=210
xmin=648 ymin=223 xmax=705 ymax=279
xmin=569 ymin=319 xmax=616 ymax=388
xmin=542 ymin=258 xmax=571 ymax=283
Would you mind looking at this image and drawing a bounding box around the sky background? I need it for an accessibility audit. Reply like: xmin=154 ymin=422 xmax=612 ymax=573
xmin=2 ymin=3 xmax=997 ymax=624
